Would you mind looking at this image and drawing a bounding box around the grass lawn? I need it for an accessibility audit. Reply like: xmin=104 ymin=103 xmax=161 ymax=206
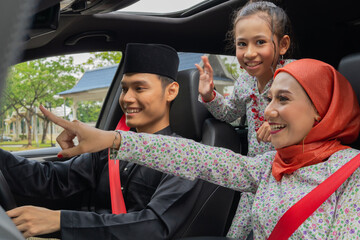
xmin=0 ymin=140 xmax=54 ymax=152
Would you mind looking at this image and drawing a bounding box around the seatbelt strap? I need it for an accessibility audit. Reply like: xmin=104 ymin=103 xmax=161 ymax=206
xmin=268 ymin=153 xmax=360 ymax=240
xmin=108 ymin=115 xmax=130 ymax=214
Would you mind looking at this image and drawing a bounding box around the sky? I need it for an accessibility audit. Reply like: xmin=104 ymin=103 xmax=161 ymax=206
xmin=72 ymin=53 xmax=92 ymax=65
xmin=119 ymin=0 xmax=204 ymax=13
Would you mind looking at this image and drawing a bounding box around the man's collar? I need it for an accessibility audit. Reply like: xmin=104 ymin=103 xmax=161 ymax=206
xmin=153 ymin=125 xmax=172 ymax=135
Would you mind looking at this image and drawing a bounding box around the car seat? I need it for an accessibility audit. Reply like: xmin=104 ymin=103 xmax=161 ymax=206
xmin=338 ymin=53 xmax=360 ymax=150
xmin=170 ymin=69 xmax=243 ymax=238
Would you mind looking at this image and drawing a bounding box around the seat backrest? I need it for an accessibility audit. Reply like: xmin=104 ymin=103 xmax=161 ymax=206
xmin=170 ymin=69 xmax=211 ymax=141
xmin=170 ymin=69 xmax=244 ymax=153
xmin=338 ymin=53 xmax=360 ymax=149
xmin=170 ymin=69 xmax=240 ymax=238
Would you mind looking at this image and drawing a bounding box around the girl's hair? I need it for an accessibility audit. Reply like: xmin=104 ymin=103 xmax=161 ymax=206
xmin=227 ymin=1 xmax=295 ymax=59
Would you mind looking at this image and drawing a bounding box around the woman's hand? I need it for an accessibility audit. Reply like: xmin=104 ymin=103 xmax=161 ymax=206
xmin=257 ymin=121 xmax=271 ymax=143
xmin=39 ymin=105 xmax=118 ymax=158
xmin=195 ymin=56 xmax=215 ymax=102
xmin=7 ymin=206 xmax=60 ymax=238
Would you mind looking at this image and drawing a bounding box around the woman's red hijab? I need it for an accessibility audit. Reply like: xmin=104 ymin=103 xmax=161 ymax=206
xmin=271 ymin=59 xmax=360 ymax=181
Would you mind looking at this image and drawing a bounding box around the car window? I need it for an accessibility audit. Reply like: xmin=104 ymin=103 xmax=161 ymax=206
xmin=0 ymin=51 xmax=243 ymax=151
xmin=184 ymin=53 xmax=243 ymax=126
xmin=215 ymin=55 xmax=245 ymax=127
xmin=0 ymin=51 xmax=121 ymax=151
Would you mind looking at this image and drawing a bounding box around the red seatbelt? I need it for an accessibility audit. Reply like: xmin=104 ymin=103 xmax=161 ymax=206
xmin=268 ymin=153 xmax=360 ymax=240
xmin=108 ymin=115 xmax=130 ymax=214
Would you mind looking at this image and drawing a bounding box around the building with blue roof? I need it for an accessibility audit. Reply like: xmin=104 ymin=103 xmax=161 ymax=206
xmin=58 ymin=65 xmax=118 ymax=101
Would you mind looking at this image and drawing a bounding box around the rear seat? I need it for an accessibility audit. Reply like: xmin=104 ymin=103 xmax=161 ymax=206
xmin=170 ymin=69 xmax=245 ymax=238
xmin=338 ymin=53 xmax=360 ymax=150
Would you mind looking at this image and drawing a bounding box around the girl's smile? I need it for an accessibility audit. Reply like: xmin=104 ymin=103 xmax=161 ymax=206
xmin=235 ymin=14 xmax=290 ymax=85
xmin=244 ymin=61 xmax=263 ymax=69
xmin=235 ymin=15 xmax=278 ymax=83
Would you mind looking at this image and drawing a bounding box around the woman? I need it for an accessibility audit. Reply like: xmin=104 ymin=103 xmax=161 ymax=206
xmin=39 ymin=59 xmax=360 ymax=239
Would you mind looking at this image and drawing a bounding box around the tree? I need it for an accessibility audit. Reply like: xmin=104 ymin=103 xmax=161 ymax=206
xmin=83 ymin=51 xmax=122 ymax=69
xmin=3 ymin=56 xmax=83 ymax=146
xmin=222 ymin=56 xmax=240 ymax=79
xmin=77 ymin=101 xmax=102 ymax=123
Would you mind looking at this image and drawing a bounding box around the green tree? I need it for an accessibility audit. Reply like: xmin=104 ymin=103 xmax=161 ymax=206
xmin=77 ymin=101 xmax=102 ymax=123
xmin=3 ymin=56 xmax=83 ymax=146
xmin=83 ymin=52 xmax=122 ymax=69
xmin=222 ymin=57 xmax=240 ymax=79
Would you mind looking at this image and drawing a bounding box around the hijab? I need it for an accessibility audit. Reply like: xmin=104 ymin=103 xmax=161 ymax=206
xmin=271 ymin=59 xmax=360 ymax=181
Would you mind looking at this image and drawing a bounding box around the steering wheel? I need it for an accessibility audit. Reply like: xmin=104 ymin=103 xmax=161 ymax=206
xmin=0 ymin=170 xmax=17 ymax=211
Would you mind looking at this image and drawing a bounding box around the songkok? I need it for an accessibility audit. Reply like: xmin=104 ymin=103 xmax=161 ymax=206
xmin=123 ymin=43 xmax=179 ymax=81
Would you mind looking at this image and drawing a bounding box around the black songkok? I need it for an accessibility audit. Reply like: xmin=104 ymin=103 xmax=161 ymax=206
xmin=123 ymin=43 xmax=179 ymax=81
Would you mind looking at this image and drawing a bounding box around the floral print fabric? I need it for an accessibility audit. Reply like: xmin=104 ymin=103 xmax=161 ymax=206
xmin=116 ymin=131 xmax=360 ymax=239
xmin=199 ymin=59 xmax=295 ymax=238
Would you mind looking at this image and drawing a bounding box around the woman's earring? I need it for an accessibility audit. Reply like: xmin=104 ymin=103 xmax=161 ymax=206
xmin=302 ymin=137 xmax=306 ymax=153
xmin=280 ymin=55 xmax=285 ymax=65
xmin=313 ymin=116 xmax=321 ymax=127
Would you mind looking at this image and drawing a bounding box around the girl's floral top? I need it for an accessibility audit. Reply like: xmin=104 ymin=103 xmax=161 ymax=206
xmin=116 ymin=131 xmax=360 ymax=239
xmin=200 ymin=59 xmax=295 ymax=157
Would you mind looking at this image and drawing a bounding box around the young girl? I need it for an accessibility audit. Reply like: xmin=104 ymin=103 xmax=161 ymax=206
xmin=196 ymin=1 xmax=294 ymax=238
xmin=41 ymin=59 xmax=360 ymax=239
xmin=197 ymin=0 xmax=294 ymax=155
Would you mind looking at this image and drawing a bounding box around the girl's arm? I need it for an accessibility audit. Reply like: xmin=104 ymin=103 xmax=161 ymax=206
xmin=199 ymin=75 xmax=248 ymax=123
xmin=116 ymin=131 xmax=272 ymax=192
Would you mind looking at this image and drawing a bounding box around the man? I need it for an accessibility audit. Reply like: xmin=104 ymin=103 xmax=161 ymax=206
xmin=1 ymin=43 xmax=205 ymax=239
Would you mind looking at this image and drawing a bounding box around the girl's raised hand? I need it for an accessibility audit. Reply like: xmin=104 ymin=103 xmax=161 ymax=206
xmin=195 ymin=56 xmax=215 ymax=102
xmin=256 ymin=121 xmax=271 ymax=143
xmin=39 ymin=105 xmax=116 ymax=158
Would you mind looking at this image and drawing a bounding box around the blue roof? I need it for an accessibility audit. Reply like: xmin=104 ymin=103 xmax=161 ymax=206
xmin=58 ymin=53 xmax=225 ymax=96
xmin=58 ymin=65 xmax=118 ymax=95
xmin=178 ymin=52 xmax=203 ymax=71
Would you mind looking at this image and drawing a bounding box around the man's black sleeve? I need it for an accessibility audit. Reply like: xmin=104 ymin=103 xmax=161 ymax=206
xmin=0 ymin=148 xmax=204 ymax=239
xmin=60 ymin=173 xmax=203 ymax=239
xmin=0 ymin=148 xmax=102 ymax=199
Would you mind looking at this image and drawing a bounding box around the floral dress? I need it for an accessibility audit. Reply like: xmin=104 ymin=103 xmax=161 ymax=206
xmin=199 ymin=59 xmax=295 ymax=239
xmin=116 ymin=131 xmax=360 ymax=239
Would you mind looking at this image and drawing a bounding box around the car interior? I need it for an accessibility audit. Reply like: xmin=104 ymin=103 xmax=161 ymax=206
xmin=338 ymin=53 xmax=360 ymax=150
xmin=0 ymin=0 xmax=360 ymax=239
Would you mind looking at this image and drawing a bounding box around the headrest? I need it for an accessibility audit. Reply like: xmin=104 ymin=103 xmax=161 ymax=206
xmin=170 ymin=69 xmax=211 ymax=141
xmin=338 ymin=53 xmax=360 ymax=103
xmin=338 ymin=53 xmax=360 ymax=149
